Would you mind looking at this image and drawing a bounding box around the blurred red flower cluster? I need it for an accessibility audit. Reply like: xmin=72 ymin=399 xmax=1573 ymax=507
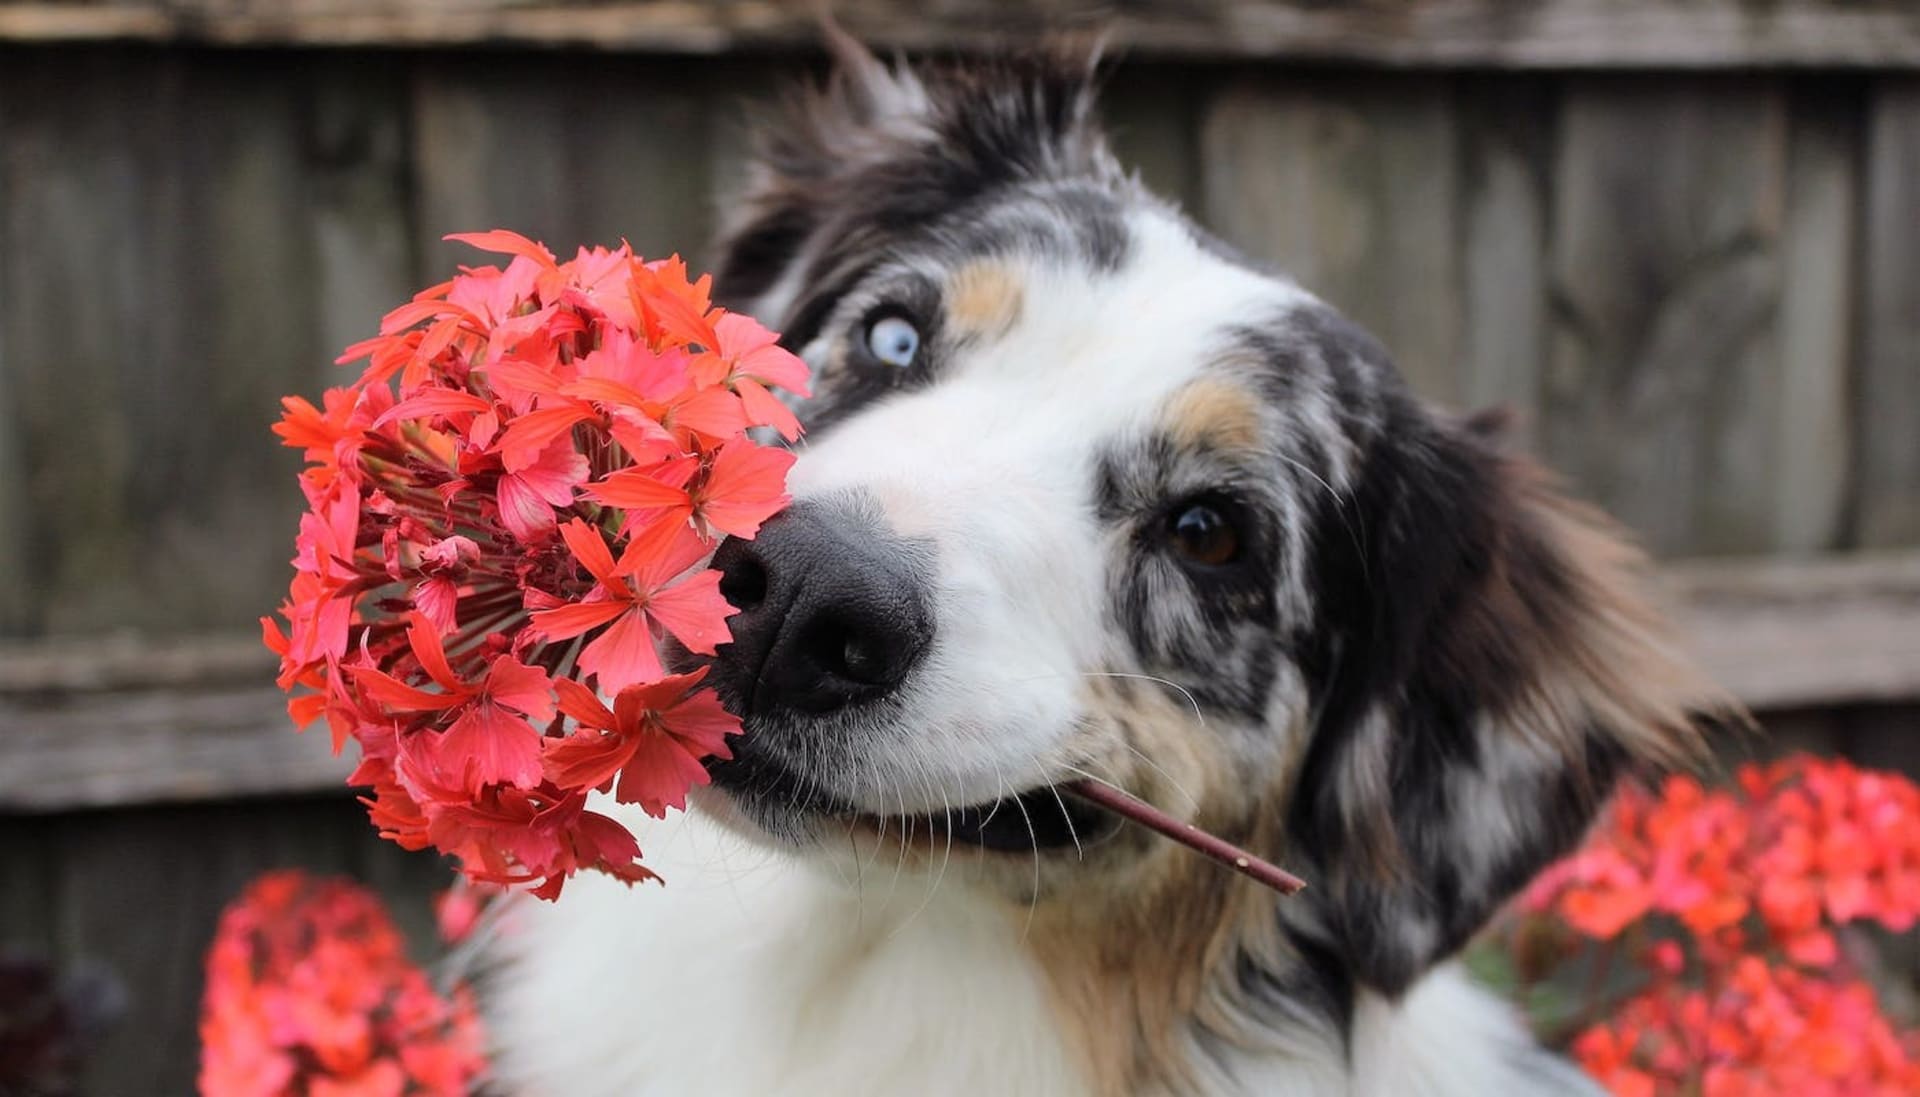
xmin=1519 ymin=754 xmax=1920 ymax=1096
xmin=264 ymin=231 xmax=810 ymax=899
xmin=199 ymin=872 xmax=485 ymax=1097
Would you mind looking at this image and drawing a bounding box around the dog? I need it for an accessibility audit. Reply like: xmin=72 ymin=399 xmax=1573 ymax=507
xmin=481 ymin=39 xmax=1732 ymax=1096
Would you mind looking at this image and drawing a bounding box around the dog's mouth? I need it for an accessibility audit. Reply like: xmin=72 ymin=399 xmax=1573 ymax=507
xmin=705 ymin=748 xmax=1116 ymax=852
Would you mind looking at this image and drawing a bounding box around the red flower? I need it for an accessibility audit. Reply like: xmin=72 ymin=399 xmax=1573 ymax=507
xmin=529 ymin=516 xmax=734 ymax=692
xmin=266 ymin=232 xmax=809 ymax=898
xmin=496 ymin=434 xmax=590 ymax=542
xmin=589 ymin=438 xmax=796 ymax=540
xmin=1509 ymin=754 xmax=1920 ymax=1096
xmin=691 ymin=312 xmax=814 ymax=440
xmin=349 ymin=612 xmax=554 ymax=794
xmin=546 ymin=671 xmax=739 ymax=817
xmin=199 ymin=872 xmax=486 ymax=1097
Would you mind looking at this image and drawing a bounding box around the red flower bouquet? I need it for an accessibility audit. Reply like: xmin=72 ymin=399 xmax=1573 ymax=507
xmin=199 ymin=871 xmax=485 ymax=1097
xmin=264 ymin=232 xmax=810 ymax=899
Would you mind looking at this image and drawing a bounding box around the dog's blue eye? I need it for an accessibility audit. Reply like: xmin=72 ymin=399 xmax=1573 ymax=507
xmin=865 ymin=315 xmax=921 ymax=367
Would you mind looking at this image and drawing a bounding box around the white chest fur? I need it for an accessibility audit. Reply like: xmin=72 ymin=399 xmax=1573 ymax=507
xmin=481 ymin=811 xmax=1596 ymax=1097
xmin=481 ymin=811 xmax=1091 ymax=1097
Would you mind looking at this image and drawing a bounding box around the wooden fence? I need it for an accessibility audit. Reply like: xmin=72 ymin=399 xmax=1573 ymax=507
xmin=1 ymin=2 xmax=1918 ymax=1091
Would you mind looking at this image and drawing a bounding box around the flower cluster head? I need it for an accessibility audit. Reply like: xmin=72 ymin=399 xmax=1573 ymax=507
xmin=265 ymin=232 xmax=811 ymax=899
xmin=1571 ymin=959 xmax=1919 ymax=1097
xmin=1515 ymin=754 xmax=1920 ymax=1095
xmin=198 ymin=871 xmax=486 ymax=1096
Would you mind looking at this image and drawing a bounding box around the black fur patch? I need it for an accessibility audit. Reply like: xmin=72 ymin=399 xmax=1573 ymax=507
xmin=1094 ymin=431 xmax=1285 ymax=723
xmin=1275 ymin=317 xmax=1630 ymax=994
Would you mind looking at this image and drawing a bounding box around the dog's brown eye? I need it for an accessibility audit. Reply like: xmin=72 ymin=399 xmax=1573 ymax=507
xmin=1167 ymin=503 xmax=1240 ymax=567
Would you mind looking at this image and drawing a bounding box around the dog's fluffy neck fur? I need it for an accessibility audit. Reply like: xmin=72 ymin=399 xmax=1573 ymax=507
xmin=483 ymin=810 xmax=1597 ymax=1096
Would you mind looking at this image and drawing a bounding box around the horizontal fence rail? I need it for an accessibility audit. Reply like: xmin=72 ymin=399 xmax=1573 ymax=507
xmin=3 ymin=1 xmax=1920 ymax=67
xmin=5 ymin=551 xmax=1918 ymax=813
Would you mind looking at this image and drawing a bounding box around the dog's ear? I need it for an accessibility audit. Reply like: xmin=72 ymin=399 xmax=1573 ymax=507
xmin=1285 ymin=382 xmax=1740 ymax=996
xmin=713 ymin=37 xmax=1111 ymax=324
xmin=712 ymin=31 xmax=929 ymax=315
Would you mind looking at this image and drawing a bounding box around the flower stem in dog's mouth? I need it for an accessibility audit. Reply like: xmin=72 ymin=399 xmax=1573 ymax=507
xmin=1062 ymin=780 xmax=1307 ymax=896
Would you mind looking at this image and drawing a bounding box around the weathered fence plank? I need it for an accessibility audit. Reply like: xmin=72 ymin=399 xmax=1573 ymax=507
xmin=0 ymin=50 xmax=327 ymax=637
xmin=1662 ymin=552 xmax=1920 ymax=711
xmin=307 ymin=54 xmax=420 ymax=361
xmin=1200 ymin=75 xmax=1466 ymax=405
xmin=1543 ymin=78 xmax=1791 ymax=558
xmin=0 ymin=49 xmax=158 ymax=638
xmin=1457 ymin=76 xmax=1554 ymax=427
xmin=0 ymin=76 xmax=27 ymax=637
xmin=412 ymin=55 xmax=729 ymax=276
xmin=6 ymin=1 xmax=1920 ymax=68
xmin=0 ymin=684 xmax=345 ymax=812
xmin=1771 ymin=81 xmax=1859 ymax=555
xmin=1857 ymin=79 xmax=1920 ymax=549
xmin=0 ymin=816 xmax=53 ymax=958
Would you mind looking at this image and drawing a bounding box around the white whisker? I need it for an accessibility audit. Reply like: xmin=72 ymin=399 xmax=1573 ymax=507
xmin=1009 ymin=785 xmax=1043 ymax=941
xmin=1043 ymin=781 xmax=1085 ymax=862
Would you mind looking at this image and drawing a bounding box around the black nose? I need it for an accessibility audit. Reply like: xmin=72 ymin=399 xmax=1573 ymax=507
xmin=708 ymin=499 xmax=934 ymax=716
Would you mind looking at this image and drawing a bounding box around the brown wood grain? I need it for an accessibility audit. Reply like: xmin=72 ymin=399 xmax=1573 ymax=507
xmin=0 ymin=815 xmax=54 ymax=957
xmin=1663 ymin=552 xmax=1920 ymax=712
xmin=3 ymin=1 xmax=1920 ymax=67
xmin=308 ymin=55 xmax=420 ymax=366
xmin=0 ymin=49 xmax=154 ymax=637
xmin=0 ymin=72 xmax=26 ymax=636
xmin=1772 ymin=84 xmax=1859 ymax=555
xmin=1102 ymin=67 xmax=1209 ymax=217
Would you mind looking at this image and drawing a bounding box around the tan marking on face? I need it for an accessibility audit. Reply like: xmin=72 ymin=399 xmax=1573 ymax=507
xmin=1160 ymin=379 xmax=1264 ymax=455
xmin=945 ymin=260 xmax=1025 ymax=340
xmin=1014 ymin=678 xmax=1310 ymax=1094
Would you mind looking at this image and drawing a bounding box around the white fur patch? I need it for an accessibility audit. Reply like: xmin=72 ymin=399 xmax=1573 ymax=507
xmin=1347 ymin=965 xmax=1603 ymax=1096
xmin=483 ymin=809 xmax=1089 ymax=1097
xmin=484 ymin=811 xmax=1597 ymax=1097
xmin=775 ymin=211 xmax=1308 ymax=812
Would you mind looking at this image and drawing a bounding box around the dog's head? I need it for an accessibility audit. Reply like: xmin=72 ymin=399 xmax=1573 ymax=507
xmin=690 ymin=42 xmax=1730 ymax=997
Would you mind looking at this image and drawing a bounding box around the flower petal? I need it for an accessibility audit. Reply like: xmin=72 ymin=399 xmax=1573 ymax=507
xmin=577 ymin=608 xmax=664 ymax=693
xmin=645 ymin=571 xmax=736 ymax=656
xmin=527 ymin=598 xmax=629 ymax=643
